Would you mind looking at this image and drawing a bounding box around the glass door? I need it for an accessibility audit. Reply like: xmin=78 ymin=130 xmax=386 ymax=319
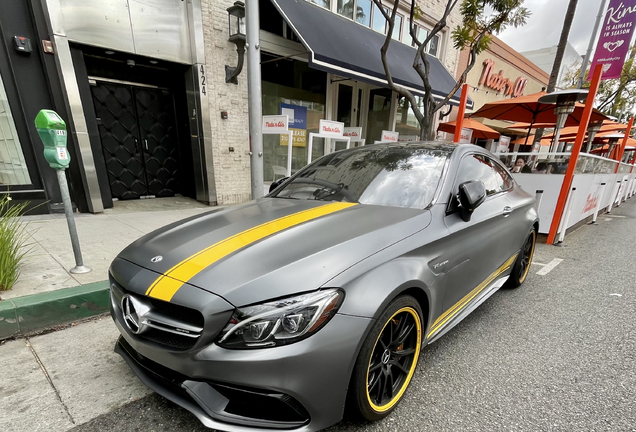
xmin=333 ymin=81 xmax=370 ymax=151
xmin=366 ymin=88 xmax=393 ymax=144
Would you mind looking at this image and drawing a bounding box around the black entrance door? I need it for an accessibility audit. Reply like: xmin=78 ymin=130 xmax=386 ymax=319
xmin=90 ymin=82 xmax=181 ymax=200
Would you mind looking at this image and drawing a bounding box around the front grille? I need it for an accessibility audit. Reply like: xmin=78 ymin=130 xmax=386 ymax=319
xmin=111 ymin=279 xmax=204 ymax=351
xmin=143 ymin=327 xmax=199 ymax=350
xmin=148 ymin=298 xmax=204 ymax=328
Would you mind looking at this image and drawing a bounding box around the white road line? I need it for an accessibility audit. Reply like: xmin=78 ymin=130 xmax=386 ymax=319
xmin=536 ymin=258 xmax=563 ymax=276
xmin=605 ymin=214 xmax=627 ymax=218
xmin=531 ymin=261 xmax=547 ymax=266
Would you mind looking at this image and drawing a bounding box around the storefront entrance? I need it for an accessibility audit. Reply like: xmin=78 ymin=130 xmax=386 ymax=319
xmin=90 ymin=80 xmax=181 ymax=200
xmin=333 ymin=79 xmax=394 ymax=150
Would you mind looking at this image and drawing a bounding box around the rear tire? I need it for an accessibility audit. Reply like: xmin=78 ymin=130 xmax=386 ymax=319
xmin=505 ymin=230 xmax=536 ymax=289
xmin=348 ymin=296 xmax=423 ymax=421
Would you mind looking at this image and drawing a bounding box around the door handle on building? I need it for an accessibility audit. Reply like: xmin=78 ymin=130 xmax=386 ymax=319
xmin=134 ymin=138 xmax=140 ymax=153
xmin=144 ymin=139 xmax=148 ymax=151
xmin=503 ymin=206 xmax=512 ymax=217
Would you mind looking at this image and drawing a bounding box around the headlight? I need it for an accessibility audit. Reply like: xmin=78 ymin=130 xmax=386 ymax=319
xmin=216 ymin=289 xmax=344 ymax=349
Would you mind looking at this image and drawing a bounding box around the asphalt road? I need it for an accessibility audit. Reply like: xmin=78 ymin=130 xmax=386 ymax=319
xmin=71 ymin=200 xmax=636 ymax=432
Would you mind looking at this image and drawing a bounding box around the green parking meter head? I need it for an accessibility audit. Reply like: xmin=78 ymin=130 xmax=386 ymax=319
xmin=35 ymin=109 xmax=70 ymax=170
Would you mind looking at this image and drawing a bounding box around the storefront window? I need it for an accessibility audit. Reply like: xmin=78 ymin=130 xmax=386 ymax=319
xmin=337 ymin=0 xmax=354 ymax=19
xmin=392 ymin=14 xmax=402 ymax=40
xmin=428 ymin=34 xmax=440 ymax=57
xmin=395 ymin=95 xmax=422 ymax=138
xmin=310 ymin=0 xmax=330 ymax=9
xmin=0 ymin=73 xmax=30 ymax=185
xmin=404 ymin=20 xmax=414 ymax=46
xmin=371 ymin=4 xmax=386 ymax=33
xmin=261 ymin=55 xmax=327 ymax=183
xmin=356 ymin=0 xmax=372 ymax=26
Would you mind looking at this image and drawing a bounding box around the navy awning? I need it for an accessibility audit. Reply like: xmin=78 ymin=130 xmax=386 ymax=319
xmin=270 ymin=0 xmax=472 ymax=108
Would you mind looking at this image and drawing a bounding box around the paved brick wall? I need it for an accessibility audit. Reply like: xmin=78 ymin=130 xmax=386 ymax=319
xmin=202 ymin=0 xmax=252 ymax=205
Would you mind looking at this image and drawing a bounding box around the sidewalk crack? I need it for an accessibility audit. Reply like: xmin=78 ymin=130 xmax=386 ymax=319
xmin=25 ymin=337 xmax=76 ymax=425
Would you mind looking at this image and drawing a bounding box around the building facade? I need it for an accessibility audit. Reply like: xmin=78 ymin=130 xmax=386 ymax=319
xmin=521 ymin=42 xmax=582 ymax=89
xmin=1 ymin=0 xmax=464 ymax=214
xmin=448 ymin=36 xmax=550 ymax=150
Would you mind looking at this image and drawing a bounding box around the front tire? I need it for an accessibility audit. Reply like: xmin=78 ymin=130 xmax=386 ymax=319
xmin=348 ymin=296 xmax=423 ymax=421
xmin=505 ymin=229 xmax=536 ymax=289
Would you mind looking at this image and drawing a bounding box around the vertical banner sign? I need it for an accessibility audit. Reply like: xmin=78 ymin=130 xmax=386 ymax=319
xmin=280 ymin=103 xmax=307 ymax=147
xmin=589 ymin=0 xmax=636 ymax=80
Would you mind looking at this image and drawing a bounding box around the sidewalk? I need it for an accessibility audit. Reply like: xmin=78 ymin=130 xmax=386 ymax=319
xmin=0 ymin=197 xmax=221 ymax=339
xmin=0 ymin=318 xmax=150 ymax=432
xmin=1 ymin=197 xmax=217 ymax=301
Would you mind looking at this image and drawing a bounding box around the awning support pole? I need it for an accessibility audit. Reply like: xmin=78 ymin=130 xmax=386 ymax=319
xmin=453 ymin=84 xmax=469 ymax=143
xmin=547 ymin=64 xmax=603 ymax=245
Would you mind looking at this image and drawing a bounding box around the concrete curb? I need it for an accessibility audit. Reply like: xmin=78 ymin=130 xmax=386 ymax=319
xmin=0 ymin=281 xmax=110 ymax=340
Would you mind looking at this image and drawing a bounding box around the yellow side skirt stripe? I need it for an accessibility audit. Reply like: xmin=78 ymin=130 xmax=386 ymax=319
xmin=146 ymin=202 xmax=357 ymax=302
xmin=427 ymin=253 xmax=518 ymax=339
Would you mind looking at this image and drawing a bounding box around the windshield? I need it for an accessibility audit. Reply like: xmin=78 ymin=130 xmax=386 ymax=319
xmin=271 ymin=145 xmax=449 ymax=209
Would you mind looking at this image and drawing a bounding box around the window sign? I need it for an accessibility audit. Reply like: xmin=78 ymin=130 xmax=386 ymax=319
xmin=262 ymin=115 xmax=289 ymax=134
xmin=380 ymin=130 xmax=399 ymax=142
xmin=319 ymin=120 xmax=344 ymax=138
xmin=343 ymin=127 xmax=362 ymax=138
xmin=458 ymin=128 xmax=473 ymax=144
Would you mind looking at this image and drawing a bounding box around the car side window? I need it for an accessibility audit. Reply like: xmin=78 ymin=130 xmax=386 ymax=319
xmin=454 ymin=154 xmax=500 ymax=196
xmin=490 ymin=159 xmax=514 ymax=192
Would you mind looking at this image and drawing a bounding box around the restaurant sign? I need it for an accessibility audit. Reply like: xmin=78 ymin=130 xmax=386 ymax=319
xmin=262 ymin=115 xmax=289 ymax=134
xmin=589 ymin=0 xmax=636 ymax=80
xmin=319 ymin=120 xmax=344 ymax=138
xmin=479 ymin=59 xmax=528 ymax=97
xmin=343 ymin=127 xmax=362 ymax=139
xmin=380 ymin=130 xmax=399 ymax=142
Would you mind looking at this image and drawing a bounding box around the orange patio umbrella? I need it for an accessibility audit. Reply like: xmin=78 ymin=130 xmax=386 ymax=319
xmin=511 ymin=135 xmax=552 ymax=146
xmin=437 ymin=118 xmax=500 ymax=140
xmin=508 ymin=122 xmax=557 ymax=129
xmin=470 ymin=91 xmax=607 ymax=127
xmin=543 ymin=121 xmax=628 ymax=140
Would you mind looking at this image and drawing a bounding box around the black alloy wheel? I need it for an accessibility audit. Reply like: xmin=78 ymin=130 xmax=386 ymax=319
xmin=506 ymin=230 xmax=536 ymax=288
xmin=348 ymin=296 xmax=423 ymax=421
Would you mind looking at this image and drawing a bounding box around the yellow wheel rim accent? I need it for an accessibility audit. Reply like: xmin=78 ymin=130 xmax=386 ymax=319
xmin=366 ymin=306 xmax=422 ymax=413
xmin=519 ymin=231 xmax=536 ymax=284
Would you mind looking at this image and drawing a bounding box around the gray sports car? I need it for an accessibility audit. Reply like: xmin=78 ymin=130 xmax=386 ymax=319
xmin=110 ymin=142 xmax=538 ymax=431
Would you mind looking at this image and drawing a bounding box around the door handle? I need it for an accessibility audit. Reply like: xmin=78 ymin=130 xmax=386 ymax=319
xmin=144 ymin=139 xmax=149 ymax=151
xmin=503 ymin=206 xmax=513 ymax=217
xmin=133 ymin=138 xmax=139 ymax=153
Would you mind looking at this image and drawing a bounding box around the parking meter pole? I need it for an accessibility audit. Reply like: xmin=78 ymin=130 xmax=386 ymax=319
xmin=56 ymin=170 xmax=91 ymax=273
xmin=35 ymin=109 xmax=90 ymax=274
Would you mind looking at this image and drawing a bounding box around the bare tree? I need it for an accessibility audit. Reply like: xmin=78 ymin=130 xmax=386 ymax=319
xmin=372 ymin=0 xmax=530 ymax=140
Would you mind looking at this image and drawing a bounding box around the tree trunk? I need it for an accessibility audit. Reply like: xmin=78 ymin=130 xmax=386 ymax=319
xmin=535 ymin=0 xmax=579 ymax=147
xmin=548 ymin=0 xmax=578 ymax=92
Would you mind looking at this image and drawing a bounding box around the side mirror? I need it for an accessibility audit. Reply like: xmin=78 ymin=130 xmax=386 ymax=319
xmin=458 ymin=180 xmax=486 ymax=222
xmin=269 ymin=177 xmax=289 ymax=193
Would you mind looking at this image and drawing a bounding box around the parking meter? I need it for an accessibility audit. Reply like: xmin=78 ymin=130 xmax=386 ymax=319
xmin=34 ymin=109 xmax=90 ymax=274
xmin=35 ymin=109 xmax=70 ymax=170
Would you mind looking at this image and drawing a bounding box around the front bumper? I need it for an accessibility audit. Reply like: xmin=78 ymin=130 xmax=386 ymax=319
xmin=109 ymin=262 xmax=372 ymax=431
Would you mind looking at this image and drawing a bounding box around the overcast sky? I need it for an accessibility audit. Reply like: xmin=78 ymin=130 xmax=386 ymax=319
xmin=498 ymin=0 xmax=607 ymax=56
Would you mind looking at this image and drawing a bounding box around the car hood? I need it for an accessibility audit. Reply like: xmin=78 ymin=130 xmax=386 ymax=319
xmin=118 ymin=198 xmax=431 ymax=306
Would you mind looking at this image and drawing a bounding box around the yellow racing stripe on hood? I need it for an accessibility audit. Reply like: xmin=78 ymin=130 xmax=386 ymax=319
xmin=146 ymin=202 xmax=357 ymax=302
